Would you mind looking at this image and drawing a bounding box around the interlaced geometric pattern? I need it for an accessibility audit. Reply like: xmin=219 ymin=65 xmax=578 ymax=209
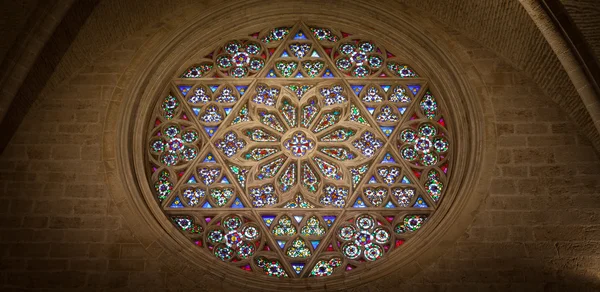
xmin=146 ymin=22 xmax=451 ymax=278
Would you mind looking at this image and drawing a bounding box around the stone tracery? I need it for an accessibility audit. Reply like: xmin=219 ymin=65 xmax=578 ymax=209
xmin=146 ymin=22 xmax=451 ymax=278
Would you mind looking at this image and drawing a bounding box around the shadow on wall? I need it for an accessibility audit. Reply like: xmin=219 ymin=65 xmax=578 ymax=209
xmin=356 ymin=251 xmax=600 ymax=291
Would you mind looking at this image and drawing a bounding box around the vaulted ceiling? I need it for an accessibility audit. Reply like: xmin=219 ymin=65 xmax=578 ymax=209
xmin=1 ymin=0 xmax=597 ymax=155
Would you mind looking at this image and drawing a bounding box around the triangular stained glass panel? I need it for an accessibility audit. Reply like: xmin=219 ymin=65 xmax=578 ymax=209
xmin=203 ymin=153 xmax=216 ymax=163
xmin=262 ymin=215 xmax=276 ymax=227
xmin=326 ymin=242 xmax=335 ymax=252
xmin=202 ymin=201 xmax=213 ymax=208
xmin=293 ymin=215 xmax=304 ymax=223
xmin=413 ymin=197 xmax=429 ymax=208
xmin=407 ymin=84 xmax=421 ymax=96
xmin=292 ymin=263 xmax=305 ymax=274
xmin=266 ymin=69 xmax=277 ymax=78
xmin=322 ymin=215 xmax=336 ymax=227
xmin=380 ymin=126 xmax=395 ymax=137
xmin=230 ymin=197 xmax=245 ymax=208
xmin=353 ymin=197 xmax=367 ymax=208
xmin=187 ymin=175 xmax=197 ymax=184
xmin=192 ymin=108 xmax=201 ymax=116
xmin=381 ymin=152 xmax=395 ymax=163
xmin=322 ymin=69 xmax=334 ymax=78
xmin=401 ymin=176 xmax=411 ymax=184
xmin=384 ymin=201 xmax=396 ymax=208
xmin=204 ymin=126 xmax=218 ymax=137
xmin=294 ymin=30 xmax=307 ymax=40
xmin=310 ymin=50 xmax=320 ymax=57
xmin=169 ymin=197 xmax=184 ymax=208
xmin=310 ymin=240 xmax=320 ymax=249
xmin=235 ymin=85 xmax=248 ymax=96
xmin=277 ymin=240 xmax=287 ymax=249
xmin=178 ymin=85 xmax=192 ymax=96
xmin=220 ymin=176 xmax=230 ymax=184
xmin=368 ymin=176 xmax=378 ymax=184
xmin=351 ymin=85 xmax=364 ymax=96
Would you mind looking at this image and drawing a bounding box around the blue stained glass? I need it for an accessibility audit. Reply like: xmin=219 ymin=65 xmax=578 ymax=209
xmin=267 ymin=69 xmax=277 ymax=78
xmin=204 ymin=126 xmax=218 ymax=137
xmin=178 ymin=85 xmax=192 ymax=96
xmin=187 ymin=175 xmax=197 ymax=184
xmin=294 ymin=30 xmax=307 ymax=40
xmin=220 ymin=176 xmax=230 ymax=184
xmin=351 ymin=85 xmax=364 ymax=95
xmin=281 ymin=51 xmax=290 ymax=57
xmin=277 ymin=240 xmax=287 ymax=248
xmin=366 ymin=107 xmax=375 ymax=115
xmin=209 ymin=85 xmax=219 ymax=92
xmin=295 ymin=72 xmax=304 ymax=78
xmin=398 ymin=107 xmax=407 ymax=115
xmin=235 ymin=85 xmax=248 ymax=96
xmin=192 ymin=108 xmax=201 ymax=116
xmin=231 ymin=198 xmax=245 ymax=208
xmin=407 ymin=84 xmax=421 ymax=96
xmin=353 ymin=197 xmax=367 ymax=208
xmin=322 ymin=69 xmax=334 ymax=78
xmin=202 ymin=201 xmax=213 ymax=208
xmin=292 ymin=263 xmax=305 ymax=274
xmin=380 ymin=126 xmax=395 ymax=137
xmin=368 ymin=176 xmax=378 ymax=184
xmin=311 ymin=51 xmax=320 ymax=57
xmin=170 ymin=197 xmax=184 ymax=208
xmin=413 ymin=197 xmax=429 ymax=208
xmin=262 ymin=215 xmax=276 ymax=227
xmin=381 ymin=85 xmax=391 ymax=92
xmin=323 ymin=216 xmax=336 ymax=227
xmin=310 ymin=240 xmax=320 ymax=249
xmin=401 ymin=176 xmax=411 ymax=184
xmin=224 ymin=107 xmax=232 ymax=116
xmin=203 ymin=153 xmax=216 ymax=163
xmin=381 ymin=153 xmax=395 ymax=163
xmin=384 ymin=201 xmax=396 ymax=208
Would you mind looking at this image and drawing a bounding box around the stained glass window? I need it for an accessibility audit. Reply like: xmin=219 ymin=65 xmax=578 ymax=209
xmin=146 ymin=22 xmax=451 ymax=278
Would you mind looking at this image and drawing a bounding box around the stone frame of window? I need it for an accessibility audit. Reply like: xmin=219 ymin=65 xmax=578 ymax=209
xmin=103 ymin=12 xmax=496 ymax=291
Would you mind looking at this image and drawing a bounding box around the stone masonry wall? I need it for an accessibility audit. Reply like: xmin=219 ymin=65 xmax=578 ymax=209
xmin=1 ymin=5 xmax=600 ymax=292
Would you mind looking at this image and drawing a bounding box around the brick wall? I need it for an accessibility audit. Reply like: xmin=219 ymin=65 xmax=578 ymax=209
xmin=1 ymin=6 xmax=600 ymax=292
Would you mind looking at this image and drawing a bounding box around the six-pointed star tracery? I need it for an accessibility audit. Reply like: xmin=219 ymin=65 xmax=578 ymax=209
xmin=146 ymin=22 xmax=451 ymax=278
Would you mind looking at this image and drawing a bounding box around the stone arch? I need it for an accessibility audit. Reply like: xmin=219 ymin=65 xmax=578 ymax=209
xmin=103 ymin=2 xmax=496 ymax=290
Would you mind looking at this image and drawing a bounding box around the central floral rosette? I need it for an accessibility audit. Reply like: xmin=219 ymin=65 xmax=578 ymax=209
xmin=214 ymin=81 xmax=385 ymax=207
xmin=283 ymin=131 xmax=315 ymax=157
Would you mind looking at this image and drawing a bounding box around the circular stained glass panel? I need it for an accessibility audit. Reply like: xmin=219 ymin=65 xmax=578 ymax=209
xmin=146 ymin=22 xmax=451 ymax=278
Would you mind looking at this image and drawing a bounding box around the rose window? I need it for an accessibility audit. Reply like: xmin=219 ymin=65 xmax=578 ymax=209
xmin=146 ymin=22 xmax=451 ymax=279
